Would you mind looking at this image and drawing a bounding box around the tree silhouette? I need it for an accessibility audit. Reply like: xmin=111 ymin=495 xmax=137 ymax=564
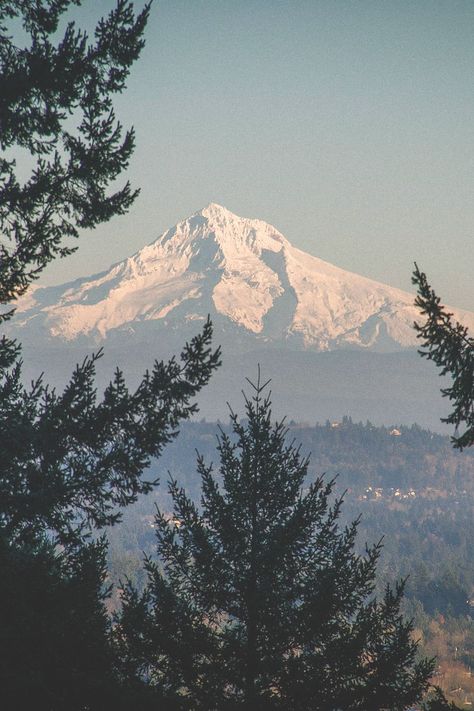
xmin=0 ymin=0 xmax=150 ymax=318
xmin=0 ymin=3 xmax=220 ymax=707
xmin=423 ymin=687 xmax=461 ymax=710
xmin=117 ymin=374 xmax=433 ymax=710
xmin=413 ymin=265 xmax=473 ymax=449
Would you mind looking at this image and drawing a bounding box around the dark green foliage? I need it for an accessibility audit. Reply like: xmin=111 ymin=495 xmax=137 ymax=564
xmin=0 ymin=319 xmax=220 ymax=548
xmin=0 ymin=0 xmax=151 ymax=320
xmin=413 ymin=265 xmax=474 ymax=449
xmin=116 ymin=376 xmax=433 ymax=710
xmin=402 ymin=565 xmax=469 ymax=618
xmin=0 ymin=532 xmax=169 ymax=710
xmin=422 ymin=687 xmax=461 ymax=710
xmin=0 ymin=3 xmax=221 ymax=708
xmin=0 ymin=535 xmax=118 ymax=709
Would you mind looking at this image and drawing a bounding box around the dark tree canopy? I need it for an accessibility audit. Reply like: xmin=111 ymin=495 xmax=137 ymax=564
xmin=413 ymin=264 xmax=473 ymax=449
xmin=0 ymin=0 xmax=150 ymax=320
xmin=0 ymin=0 xmax=222 ymax=551
xmin=0 ymin=536 xmax=118 ymax=710
xmin=0 ymin=319 xmax=220 ymax=548
xmin=422 ymin=687 xmax=461 ymax=711
xmin=0 ymin=4 xmax=221 ymax=708
xmin=116 ymin=376 xmax=433 ymax=710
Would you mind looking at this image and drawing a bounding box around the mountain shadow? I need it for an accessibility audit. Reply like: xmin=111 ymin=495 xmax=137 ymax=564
xmin=260 ymin=248 xmax=298 ymax=342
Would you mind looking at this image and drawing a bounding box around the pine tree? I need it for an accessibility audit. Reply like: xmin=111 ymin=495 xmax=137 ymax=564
xmin=0 ymin=0 xmax=150 ymax=318
xmin=117 ymin=374 xmax=433 ymax=710
xmin=0 ymin=536 xmax=118 ymax=709
xmin=0 ymin=5 xmax=222 ymax=552
xmin=412 ymin=264 xmax=473 ymax=449
xmin=1 ymin=324 xmax=220 ymax=550
xmin=422 ymin=687 xmax=461 ymax=710
xmin=0 ymin=3 xmax=221 ymax=707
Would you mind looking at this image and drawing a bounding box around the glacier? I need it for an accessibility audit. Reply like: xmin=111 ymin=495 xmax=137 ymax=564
xmin=10 ymin=202 xmax=474 ymax=351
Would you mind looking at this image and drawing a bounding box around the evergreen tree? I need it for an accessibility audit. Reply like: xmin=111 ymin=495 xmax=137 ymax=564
xmin=117 ymin=374 xmax=433 ymax=710
xmin=422 ymin=687 xmax=461 ymax=710
xmin=0 ymin=3 xmax=221 ymax=707
xmin=0 ymin=5 xmax=220 ymax=548
xmin=412 ymin=264 xmax=473 ymax=449
xmin=0 ymin=0 xmax=150 ymax=317
xmin=0 ymin=317 xmax=219 ymax=709
xmin=1 ymin=324 xmax=220 ymax=550
xmin=0 ymin=536 xmax=118 ymax=709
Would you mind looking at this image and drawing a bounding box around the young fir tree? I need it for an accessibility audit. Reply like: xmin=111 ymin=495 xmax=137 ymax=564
xmin=412 ymin=264 xmax=473 ymax=449
xmin=117 ymin=374 xmax=434 ymax=710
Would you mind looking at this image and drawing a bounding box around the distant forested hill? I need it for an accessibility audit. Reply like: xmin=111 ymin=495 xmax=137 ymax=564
xmin=110 ymin=418 xmax=474 ymax=597
xmin=145 ymin=416 xmax=474 ymax=496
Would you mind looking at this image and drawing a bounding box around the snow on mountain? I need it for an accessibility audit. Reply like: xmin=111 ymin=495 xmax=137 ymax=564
xmin=10 ymin=203 xmax=474 ymax=351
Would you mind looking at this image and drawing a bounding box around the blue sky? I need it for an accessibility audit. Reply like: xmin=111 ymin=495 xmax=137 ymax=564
xmin=40 ymin=1 xmax=473 ymax=310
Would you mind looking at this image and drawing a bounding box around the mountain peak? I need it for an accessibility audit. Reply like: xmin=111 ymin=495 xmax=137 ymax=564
xmin=199 ymin=202 xmax=233 ymax=219
xmin=10 ymin=204 xmax=474 ymax=350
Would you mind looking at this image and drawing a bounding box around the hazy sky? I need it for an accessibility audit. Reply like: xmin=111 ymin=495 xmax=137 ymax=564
xmin=39 ymin=0 xmax=473 ymax=310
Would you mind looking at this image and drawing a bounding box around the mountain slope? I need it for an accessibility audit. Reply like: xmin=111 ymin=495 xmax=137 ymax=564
xmin=10 ymin=203 xmax=474 ymax=352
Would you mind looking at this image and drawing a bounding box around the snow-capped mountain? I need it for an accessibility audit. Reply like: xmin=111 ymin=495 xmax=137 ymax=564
xmin=9 ymin=203 xmax=474 ymax=352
